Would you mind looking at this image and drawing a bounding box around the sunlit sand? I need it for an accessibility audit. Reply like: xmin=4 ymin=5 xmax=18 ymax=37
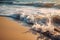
xmin=0 ymin=17 xmax=38 ymax=40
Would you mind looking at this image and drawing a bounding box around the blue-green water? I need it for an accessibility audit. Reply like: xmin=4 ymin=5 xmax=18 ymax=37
xmin=0 ymin=0 xmax=59 ymax=3
xmin=15 ymin=0 xmax=55 ymax=2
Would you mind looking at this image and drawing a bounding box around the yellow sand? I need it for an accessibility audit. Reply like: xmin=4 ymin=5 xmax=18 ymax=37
xmin=0 ymin=17 xmax=37 ymax=40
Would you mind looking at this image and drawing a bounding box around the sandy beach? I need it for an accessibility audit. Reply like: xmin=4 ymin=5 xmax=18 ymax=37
xmin=0 ymin=17 xmax=38 ymax=40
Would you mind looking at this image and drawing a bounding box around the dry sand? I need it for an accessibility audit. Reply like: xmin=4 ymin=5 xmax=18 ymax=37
xmin=0 ymin=17 xmax=37 ymax=40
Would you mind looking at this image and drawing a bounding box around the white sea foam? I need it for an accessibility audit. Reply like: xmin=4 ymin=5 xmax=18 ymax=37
xmin=0 ymin=5 xmax=60 ymax=16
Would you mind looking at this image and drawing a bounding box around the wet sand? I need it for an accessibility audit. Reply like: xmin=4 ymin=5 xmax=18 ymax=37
xmin=0 ymin=17 xmax=37 ymax=40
